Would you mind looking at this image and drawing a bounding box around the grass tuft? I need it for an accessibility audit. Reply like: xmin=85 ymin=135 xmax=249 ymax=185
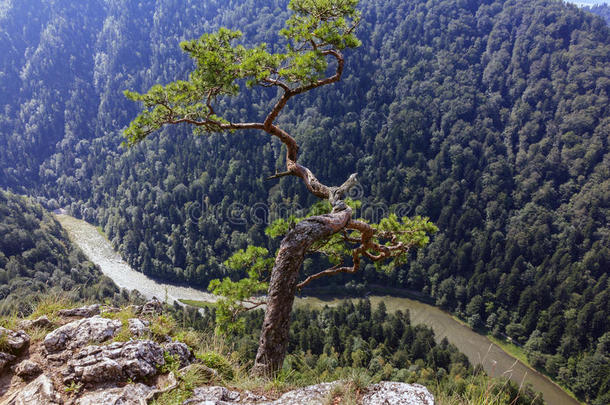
xmin=324 ymin=381 xmax=360 ymax=405
xmin=101 ymin=306 xmax=138 ymax=342
xmin=28 ymin=292 xmax=79 ymax=322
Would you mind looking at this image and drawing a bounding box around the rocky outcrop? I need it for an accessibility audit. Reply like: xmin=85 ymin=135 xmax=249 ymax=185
xmin=183 ymin=382 xmax=435 ymax=405
xmin=0 ymin=327 xmax=30 ymax=354
xmin=63 ymin=340 xmax=166 ymax=384
xmin=163 ymin=341 xmax=195 ymax=368
xmin=0 ymin=374 xmax=62 ymax=405
xmin=43 ymin=316 xmax=121 ymax=354
xmin=0 ymin=300 xmax=436 ymax=405
xmin=76 ymin=383 xmax=154 ymax=405
xmin=127 ymin=318 xmax=150 ymax=337
xmin=18 ymin=316 xmax=52 ymax=330
xmin=270 ymin=382 xmax=434 ymax=405
xmin=14 ymin=360 xmax=42 ymax=380
xmin=58 ymin=304 xmax=100 ymax=318
xmin=362 ymin=382 xmax=434 ymax=404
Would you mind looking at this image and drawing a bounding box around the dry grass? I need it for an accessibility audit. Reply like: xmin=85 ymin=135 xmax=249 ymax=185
xmin=323 ymin=381 xmax=361 ymax=405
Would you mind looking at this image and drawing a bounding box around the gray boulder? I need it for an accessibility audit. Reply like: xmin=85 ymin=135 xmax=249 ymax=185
xmin=76 ymin=383 xmax=154 ymax=405
xmin=14 ymin=360 xmax=42 ymax=380
xmin=128 ymin=318 xmax=150 ymax=337
xmin=79 ymin=358 xmax=122 ymax=383
xmin=361 ymin=382 xmax=434 ymax=405
xmin=43 ymin=316 xmax=121 ymax=353
xmin=0 ymin=327 xmax=30 ymax=354
xmin=18 ymin=316 xmax=52 ymax=330
xmin=65 ymin=340 xmax=165 ymax=383
xmin=163 ymin=341 xmax=194 ymax=368
xmin=0 ymin=374 xmax=62 ymax=405
xmin=58 ymin=304 xmax=100 ymax=318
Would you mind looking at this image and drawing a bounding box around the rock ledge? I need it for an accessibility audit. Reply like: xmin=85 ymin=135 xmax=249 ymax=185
xmin=0 ymin=301 xmax=435 ymax=405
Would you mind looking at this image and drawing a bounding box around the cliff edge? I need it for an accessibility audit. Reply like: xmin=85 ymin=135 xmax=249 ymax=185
xmin=0 ymin=299 xmax=434 ymax=405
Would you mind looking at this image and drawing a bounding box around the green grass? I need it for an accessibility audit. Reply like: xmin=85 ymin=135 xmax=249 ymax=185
xmin=323 ymin=381 xmax=360 ymax=405
xmin=150 ymin=314 xmax=178 ymax=342
xmin=487 ymin=335 xmax=583 ymax=404
xmin=179 ymin=299 xmax=215 ymax=309
xmin=152 ymin=364 xmax=221 ymax=405
xmin=434 ymin=371 xmax=524 ymax=405
xmin=28 ymin=292 xmax=80 ymax=322
xmin=487 ymin=336 xmax=529 ymax=367
xmin=0 ymin=312 xmax=19 ymax=331
xmin=101 ymin=306 xmax=139 ymax=342
xmin=197 ymin=351 xmax=234 ymax=380
xmin=96 ymin=226 xmax=106 ymax=237
xmin=0 ymin=333 xmax=10 ymax=353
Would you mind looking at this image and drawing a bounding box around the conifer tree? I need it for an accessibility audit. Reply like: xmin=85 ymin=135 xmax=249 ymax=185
xmin=125 ymin=0 xmax=436 ymax=376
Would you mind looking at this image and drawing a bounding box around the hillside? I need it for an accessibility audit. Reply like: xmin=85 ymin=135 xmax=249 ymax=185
xmin=0 ymin=0 xmax=608 ymax=403
xmin=587 ymin=3 xmax=610 ymax=23
xmin=0 ymin=189 xmax=118 ymax=315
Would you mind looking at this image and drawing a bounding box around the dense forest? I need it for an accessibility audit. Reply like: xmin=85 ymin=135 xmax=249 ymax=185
xmin=0 ymin=0 xmax=608 ymax=403
xmin=0 ymin=189 xmax=118 ymax=315
xmin=587 ymin=3 xmax=610 ymax=23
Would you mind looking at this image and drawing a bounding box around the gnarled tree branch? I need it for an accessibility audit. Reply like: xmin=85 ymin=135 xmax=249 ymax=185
xmin=296 ymin=217 xmax=414 ymax=289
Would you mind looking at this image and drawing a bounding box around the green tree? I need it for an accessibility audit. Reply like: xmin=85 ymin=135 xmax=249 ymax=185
xmin=125 ymin=0 xmax=436 ymax=377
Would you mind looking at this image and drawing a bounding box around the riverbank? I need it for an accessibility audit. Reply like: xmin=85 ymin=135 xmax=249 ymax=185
xmin=487 ymin=335 xmax=582 ymax=404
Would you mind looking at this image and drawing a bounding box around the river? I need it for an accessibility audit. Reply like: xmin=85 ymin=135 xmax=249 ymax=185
xmin=55 ymin=214 xmax=217 ymax=305
xmin=56 ymin=214 xmax=580 ymax=405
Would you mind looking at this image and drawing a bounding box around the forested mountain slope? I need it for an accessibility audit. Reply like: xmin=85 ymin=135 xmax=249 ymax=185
xmin=587 ymin=3 xmax=610 ymax=23
xmin=0 ymin=0 xmax=608 ymax=402
xmin=0 ymin=189 xmax=118 ymax=315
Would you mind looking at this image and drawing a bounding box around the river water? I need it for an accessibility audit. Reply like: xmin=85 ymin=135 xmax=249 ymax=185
xmin=296 ymin=297 xmax=580 ymax=405
xmin=56 ymin=214 xmax=217 ymax=305
xmin=56 ymin=214 xmax=580 ymax=405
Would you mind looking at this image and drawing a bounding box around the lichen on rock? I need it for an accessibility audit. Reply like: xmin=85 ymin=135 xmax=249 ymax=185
xmin=64 ymin=340 xmax=166 ymax=384
xmin=1 ymin=374 xmax=62 ymax=405
xmin=0 ymin=327 xmax=30 ymax=354
xmin=43 ymin=316 xmax=121 ymax=354
xmin=76 ymin=383 xmax=154 ymax=405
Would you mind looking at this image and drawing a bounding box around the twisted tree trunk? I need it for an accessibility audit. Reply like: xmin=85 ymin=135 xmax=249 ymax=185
xmin=251 ymin=205 xmax=352 ymax=377
xmin=123 ymin=4 xmax=366 ymax=379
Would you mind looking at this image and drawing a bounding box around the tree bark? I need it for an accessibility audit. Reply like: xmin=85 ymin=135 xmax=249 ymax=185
xmin=251 ymin=207 xmax=352 ymax=377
